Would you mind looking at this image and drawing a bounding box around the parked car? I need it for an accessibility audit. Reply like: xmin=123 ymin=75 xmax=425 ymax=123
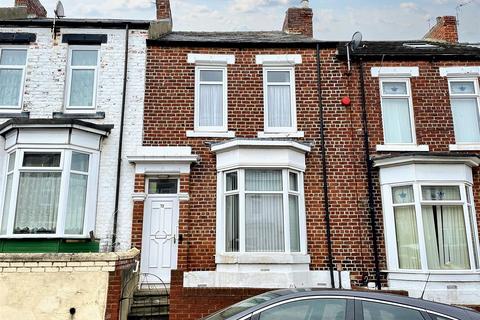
xmin=203 ymin=289 xmax=480 ymax=320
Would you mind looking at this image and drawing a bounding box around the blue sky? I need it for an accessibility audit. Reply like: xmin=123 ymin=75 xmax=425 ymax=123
xmin=1 ymin=0 xmax=478 ymax=42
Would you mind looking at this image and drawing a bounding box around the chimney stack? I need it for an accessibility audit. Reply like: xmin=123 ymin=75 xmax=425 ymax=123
xmin=423 ymin=16 xmax=458 ymax=43
xmin=14 ymin=0 xmax=47 ymax=18
xmin=282 ymin=0 xmax=314 ymax=37
xmin=149 ymin=0 xmax=173 ymax=39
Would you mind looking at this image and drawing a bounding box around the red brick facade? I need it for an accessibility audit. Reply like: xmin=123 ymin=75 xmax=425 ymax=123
xmin=14 ymin=0 xmax=46 ymax=18
xmin=282 ymin=7 xmax=314 ymax=37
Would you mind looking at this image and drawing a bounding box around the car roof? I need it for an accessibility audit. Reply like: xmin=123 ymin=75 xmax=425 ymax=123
xmin=228 ymin=289 xmax=480 ymax=320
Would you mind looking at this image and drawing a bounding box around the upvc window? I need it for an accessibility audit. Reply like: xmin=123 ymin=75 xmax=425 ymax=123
xmin=380 ymin=79 xmax=416 ymax=144
xmin=388 ymin=183 xmax=480 ymax=271
xmin=0 ymin=48 xmax=27 ymax=109
xmin=0 ymin=149 xmax=98 ymax=238
xmin=194 ymin=67 xmax=228 ymax=132
xmin=263 ymin=67 xmax=297 ymax=133
xmin=448 ymin=79 xmax=480 ymax=143
xmin=66 ymin=47 xmax=100 ymax=110
xmin=223 ymin=169 xmax=305 ymax=253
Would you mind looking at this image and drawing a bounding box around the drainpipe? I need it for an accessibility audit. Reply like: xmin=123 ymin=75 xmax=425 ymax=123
xmin=111 ymin=23 xmax=130 ymax=252
xmin=316 ymin=43 xmax=335 ymax=288
xmin=358 ymin=60 xmax=382 ymax=290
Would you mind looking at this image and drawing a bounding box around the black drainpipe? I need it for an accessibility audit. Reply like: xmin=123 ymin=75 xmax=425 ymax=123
xmin=111 ymin=23 xmax=130 ymax=251
xmin=358 ymin=60 xmax=381 ymax=290
xmin=316 ymin=43 xmax=335 ymax=288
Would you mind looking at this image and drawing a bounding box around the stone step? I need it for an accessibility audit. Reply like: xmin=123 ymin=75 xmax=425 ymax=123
xmin=129 ymin=304 xmax=169 ymax=317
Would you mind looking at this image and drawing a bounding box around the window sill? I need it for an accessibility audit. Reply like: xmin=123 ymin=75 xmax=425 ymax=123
xmin=376 ymin=144 xmax=429 ymax=152
xmin=215 ymin=253 xmax=311 ymax=265
xmin=386 ymin=269 xmax=480 ymax=282
xmin=0 ymin=111 xmax=29 ymax=119
xmin=186 ymin=130 xmax=235 ymax=138
xmin=449 ymin=144 xmax=480 ymax=151
xmin=53 ymin=111 xmax=105 ymax=119
xmin=258 ymin=131 xmax=305 ymax=138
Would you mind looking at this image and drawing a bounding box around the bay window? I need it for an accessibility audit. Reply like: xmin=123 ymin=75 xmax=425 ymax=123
xmin=66 ymin=47 xmax=100 ymax=110
xmin=0 ymin=149 xmax=98 ymax=238
xmin=223 ymin=168 xmax=304 ymax=254
xmin=263 ymin=68 xmax=297 ymax=133
xmin=388 ymin=183 xmax=480 ymax=271
xmin=448 ymin=79 xmax=480 ymax=144
xmin=380 ymin=79 xmax=416 ymax=144
xmin=0 ymin=48 xmax=27 ymax=109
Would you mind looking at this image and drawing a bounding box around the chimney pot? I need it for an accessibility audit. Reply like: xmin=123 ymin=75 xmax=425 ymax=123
xmin=423 ymin=15 xmax=458 ymax=43
xmin=282 ymin=1 xmax=314 ymax=37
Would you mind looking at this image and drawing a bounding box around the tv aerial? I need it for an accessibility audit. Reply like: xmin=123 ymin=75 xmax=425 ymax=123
xmin=347 ymin=31 xmax=363 ymax=72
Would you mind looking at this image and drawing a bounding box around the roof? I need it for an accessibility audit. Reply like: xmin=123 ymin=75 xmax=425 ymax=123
xmin=0 ymin=118 xmax=114 ymax=136
xmin=337 ymin=40 xmax=480 ymax=60
xmin=0 ymin=18 xmax=151 ymax=29
xmin=149 ymin=31 xmax=337 ymax=47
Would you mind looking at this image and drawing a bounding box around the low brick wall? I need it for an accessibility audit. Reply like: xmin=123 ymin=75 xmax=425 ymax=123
xmin=170 ymin=270 xmax=270 ymax=320
xmin=0 ymin=248 xmax=139 ymax=320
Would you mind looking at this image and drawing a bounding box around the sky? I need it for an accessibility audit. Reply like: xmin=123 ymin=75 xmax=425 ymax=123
xmin=0 ymin=0 xmax=478 ymax=42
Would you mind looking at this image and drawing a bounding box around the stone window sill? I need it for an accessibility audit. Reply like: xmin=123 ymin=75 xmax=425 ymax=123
xmin=376 ymin=144 xmax=429 ymax=152
xmin=53 ymin=112 xmax=105 ymax=119
xmin=0 ymin=111 xmax=29 ymax=118
xmin=186 ymin=130 xmax=235 ymax=138
xmin=449 ymin=144 xmax=480 ymax=151
xmin=215 ymin=253 xmax=311 ymax=265
xmin=258 ymin=131 xmax=305 ymax=138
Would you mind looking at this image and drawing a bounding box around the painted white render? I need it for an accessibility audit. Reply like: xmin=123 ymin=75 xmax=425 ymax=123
xmin=0 ymin=25 xmax=148 ymax=251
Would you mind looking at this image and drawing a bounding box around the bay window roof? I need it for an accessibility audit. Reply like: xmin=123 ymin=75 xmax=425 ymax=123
xmin=0 ymin=118 xmax=113 ymax=137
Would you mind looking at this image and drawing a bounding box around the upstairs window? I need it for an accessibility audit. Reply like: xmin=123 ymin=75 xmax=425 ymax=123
xmin=0 ymin=48 xmax=27 ymax=109
xmin=380 ymin=79 xmax=416 ymax=144
xmin=194 ymin=67 xmax=228 ymax=132
xmin=263 ymin=68 xmax=297 ymax=133
xmin=448 ymin=79 xmax=480 ymax=143
xmin=66 ymin=47 xmax=99 ymax=110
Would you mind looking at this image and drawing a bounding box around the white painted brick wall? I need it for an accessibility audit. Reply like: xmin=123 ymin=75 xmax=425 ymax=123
xmin=0 ymin=26 xmax=148 ymax=252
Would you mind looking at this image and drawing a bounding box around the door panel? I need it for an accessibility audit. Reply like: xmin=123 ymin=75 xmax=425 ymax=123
xmin=141 ymin=197 xmax=179 ymax=284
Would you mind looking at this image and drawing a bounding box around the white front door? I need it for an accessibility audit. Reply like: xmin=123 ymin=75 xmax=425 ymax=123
xmin=141 ymin=196 xmax=179 ymax=284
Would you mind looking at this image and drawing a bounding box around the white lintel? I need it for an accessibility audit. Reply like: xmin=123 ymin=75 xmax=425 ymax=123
xmin=256 ymin=54 xmax=302 ymax=66
xmin=439 ymin=66 xmax=480 ymax=77
xmin=371 ymin=66 xmax=420 ymax=78
xmin=187 ymin=53 xmax=235 ymax=65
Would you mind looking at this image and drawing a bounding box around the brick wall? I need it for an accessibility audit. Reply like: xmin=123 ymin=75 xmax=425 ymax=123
xmin=14 ymin=0 xmax=46 ymax=18
xmin=282 ymin=7 xmax=314 ymax=37
xmin=169 ymin=270 xmax=269 ymax=320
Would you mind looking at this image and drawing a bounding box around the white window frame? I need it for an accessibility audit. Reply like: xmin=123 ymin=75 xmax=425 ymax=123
xmin=263 ymin=66 xmax=298 ymax=133
xmin=379 ymin=78 xmax=417 ymax=146
xmin=447 ymin=78 xmax=480 ymax=145
xmin=193 ymin=66 xmax=228 ymax=133
xmin=65 ymin=46 xmax=100 ymax=112
xmin=219 ymin=168 xmax=307 ymax=255
xmin=0 ymin=147 xmax=100 ymax=239
xmin=0 ymin=46 xmax=28 ymax=110
xmin=384 ymin=181 xmax=480 ymax=273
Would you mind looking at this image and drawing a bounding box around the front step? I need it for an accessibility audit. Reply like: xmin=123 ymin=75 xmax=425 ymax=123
xmin=128 ymin=289 xmax=170 ymax=320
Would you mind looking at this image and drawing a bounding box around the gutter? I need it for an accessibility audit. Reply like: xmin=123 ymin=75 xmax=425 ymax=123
xmin=358 ymin=60 xmax=382 ymax=290
xmin=111 ymin=24 xmax=130 ymax=252
xmin=316 ymin=43 xmax=336 ymax=288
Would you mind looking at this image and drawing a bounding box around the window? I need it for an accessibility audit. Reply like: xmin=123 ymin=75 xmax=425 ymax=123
xmin=0 ymin=48 xmax=27 ymax=109
xmin=259 ymin=299 xmax=346 ymax=320
xmin=224 ymin=169 xmax=304 ymax=253
xmin=194 ymin=67 xmax=227 ymax=132
xmin=263 ymin=68 xmax=297 ymax=133
xmin=448 ymin=79 xmax=480 ymax=143
xmin=66 ymin=47 xmax=99 ymax=110
xmin=148 ymin=179 xmax=178 ymax=194
xmin=0 ymin=149 xmax=98 ymax=238
xmin=387 ymin=183 xmax=480 ymax=271
xmin=379 ymin=79 xmax=415 ymax=144
xmin=362 ymin=301 xmax=424 ymax=320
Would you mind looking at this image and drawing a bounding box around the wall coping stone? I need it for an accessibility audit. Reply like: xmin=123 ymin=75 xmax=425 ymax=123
xmin=0 ymin=248 xmax=139 ymax=262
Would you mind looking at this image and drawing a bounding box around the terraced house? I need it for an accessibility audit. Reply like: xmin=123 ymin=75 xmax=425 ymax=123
xmin=0 ymin=0 xmax=150 ymax=319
